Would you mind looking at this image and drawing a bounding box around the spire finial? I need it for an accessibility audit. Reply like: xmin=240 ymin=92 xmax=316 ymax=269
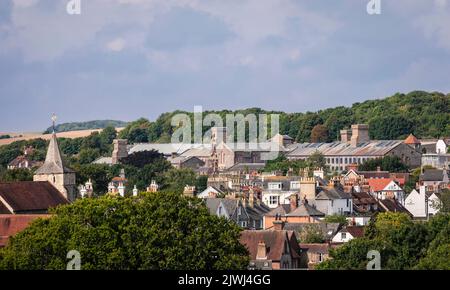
xmin=51 ymin=113 xmax=57 ymax=133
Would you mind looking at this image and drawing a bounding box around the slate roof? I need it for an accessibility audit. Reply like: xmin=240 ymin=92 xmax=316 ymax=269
xmin=204 ymin=198 xmax=240 ymax=216
xmin=266 ymin=202 xmax=325 ymax=217
xmin=218 ymin=142 xmax=288 ymax=153
xmin=0 ymin=181 xmax=69 ymax=213
xmin=245 ymin=203 xmax=271 ymax=220
xmin=287 ymin=203 xmax=326 ymax=217
xmin=265 ymin=204 xmax=292 ymax=217
xmin=287 ymin=140 xmax=403 ymax=157
xmin=179 ymin=146 xmax=213 ymax=158
xmin=420 ymin=169 xmax=445 ymax=182
xmin=316 ymin=187 xmax=352 ymax=200
xmin=129 ymin=143 xmax=208 ymax=156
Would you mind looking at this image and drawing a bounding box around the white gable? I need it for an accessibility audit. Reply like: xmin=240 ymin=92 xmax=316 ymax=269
xmin=197 ymin=186 xmax=221 ymax=199
xmin=383 ymin=180 xmax=402 ymax=191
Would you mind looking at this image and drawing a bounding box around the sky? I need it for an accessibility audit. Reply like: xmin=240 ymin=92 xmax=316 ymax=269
xmin=1 ymin=0 xmax=450 ymax=132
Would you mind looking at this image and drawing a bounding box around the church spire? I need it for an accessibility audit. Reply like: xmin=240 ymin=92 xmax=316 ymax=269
xmin=35 ymin=114 xmax=74 ymax=175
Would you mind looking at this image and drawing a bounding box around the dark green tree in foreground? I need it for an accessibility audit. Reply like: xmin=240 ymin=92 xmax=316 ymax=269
xmin=0 ymin=192 xmax=249 ymax=270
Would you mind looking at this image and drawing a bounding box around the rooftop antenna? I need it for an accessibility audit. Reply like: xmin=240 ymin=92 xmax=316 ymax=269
xmin=51 ymin=113 xmax=57 ymax=133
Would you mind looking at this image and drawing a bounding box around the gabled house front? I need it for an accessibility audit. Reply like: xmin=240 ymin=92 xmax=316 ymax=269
xmin=240 ymin=229 xmax=301 ymax=269
xmin=315 ymin=181 xmax=353 ymax=216
xmin=367 ymin=178 xmax=406 ymax=205
xmin=204 ymin=198 xmax=250 ymax=228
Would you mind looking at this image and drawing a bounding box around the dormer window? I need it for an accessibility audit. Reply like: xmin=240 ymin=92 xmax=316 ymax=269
xmin=268 ymin=182 xmax=282 ymax=190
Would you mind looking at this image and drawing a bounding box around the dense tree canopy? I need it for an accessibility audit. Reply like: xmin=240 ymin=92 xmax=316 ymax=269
xmin=0 ymin=193 xmax=249 ymax=270
xmin=358 ymin=156 xmax=409 ymax=172
xmin=317 ymin=213 xmax=450 ymax=270
xmin=117 ymin=91 xmax=449 ymax=144
xmin=0 ymin=168 xmax=33 ymax=182
xmin=263 ymin=152 xmax=327 ymax=175
xmin=44 ymin=120 xmax=126 ymax=134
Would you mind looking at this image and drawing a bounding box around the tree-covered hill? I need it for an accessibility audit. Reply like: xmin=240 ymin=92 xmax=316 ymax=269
xmin=44 ymin=120 xmax=128 ymax=134
xmin=118 ymin=91 xmax=449 ymax=143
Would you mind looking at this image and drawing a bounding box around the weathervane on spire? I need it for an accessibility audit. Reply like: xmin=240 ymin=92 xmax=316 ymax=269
xmin=51 ymin=113 xmax=57 ymax=133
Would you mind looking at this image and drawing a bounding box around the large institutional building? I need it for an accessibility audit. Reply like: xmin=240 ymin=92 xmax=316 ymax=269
xmin=96 ymin=123 xmax=423 ymax=172
xmin=286 ymin=125 xmax=422 ymax=170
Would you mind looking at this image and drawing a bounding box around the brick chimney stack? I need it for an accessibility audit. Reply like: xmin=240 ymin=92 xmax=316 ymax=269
xmin=350 ymin=124 xmax=370 ymax=147
xmin=340 ymin=129 xmax=352 ymax=143
xmin=112 ymin=139 xmax=128 ymax=164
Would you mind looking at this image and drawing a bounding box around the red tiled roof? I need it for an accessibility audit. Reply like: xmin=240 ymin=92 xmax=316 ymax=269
xmin=367 ymin=178 xmax=394 ymax=192
xmin=0 ymin=181 xmax=69 ymax=213
xmin=0 ymin=214 xmax=51 ymax=247
xmin=404 ymin=134 xmax=420 ymax=145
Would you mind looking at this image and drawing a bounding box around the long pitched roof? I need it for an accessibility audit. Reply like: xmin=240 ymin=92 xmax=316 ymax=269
xmin=130 ymin=143 xmax=209 ymax=156
xmin=266 ymin=202 xmax=325 ymax=217
xmin=287 ymin=140 xmax=403 ymax=157
xmin=0 ymin=181 xmax=69 ymax=213
xmin=367 ymin=178 xmax=396 ymax=192
xmin=420 ymin=169 xmax=446 ymax=182
xmin=287 ymin=203 xmax=325 ymax=217
xmin=316 ymin=187 xmax=352 ymax=200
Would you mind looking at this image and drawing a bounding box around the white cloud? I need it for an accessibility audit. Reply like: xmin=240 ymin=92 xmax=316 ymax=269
xmin=107 ymin=37 xmax=126 ymax=52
